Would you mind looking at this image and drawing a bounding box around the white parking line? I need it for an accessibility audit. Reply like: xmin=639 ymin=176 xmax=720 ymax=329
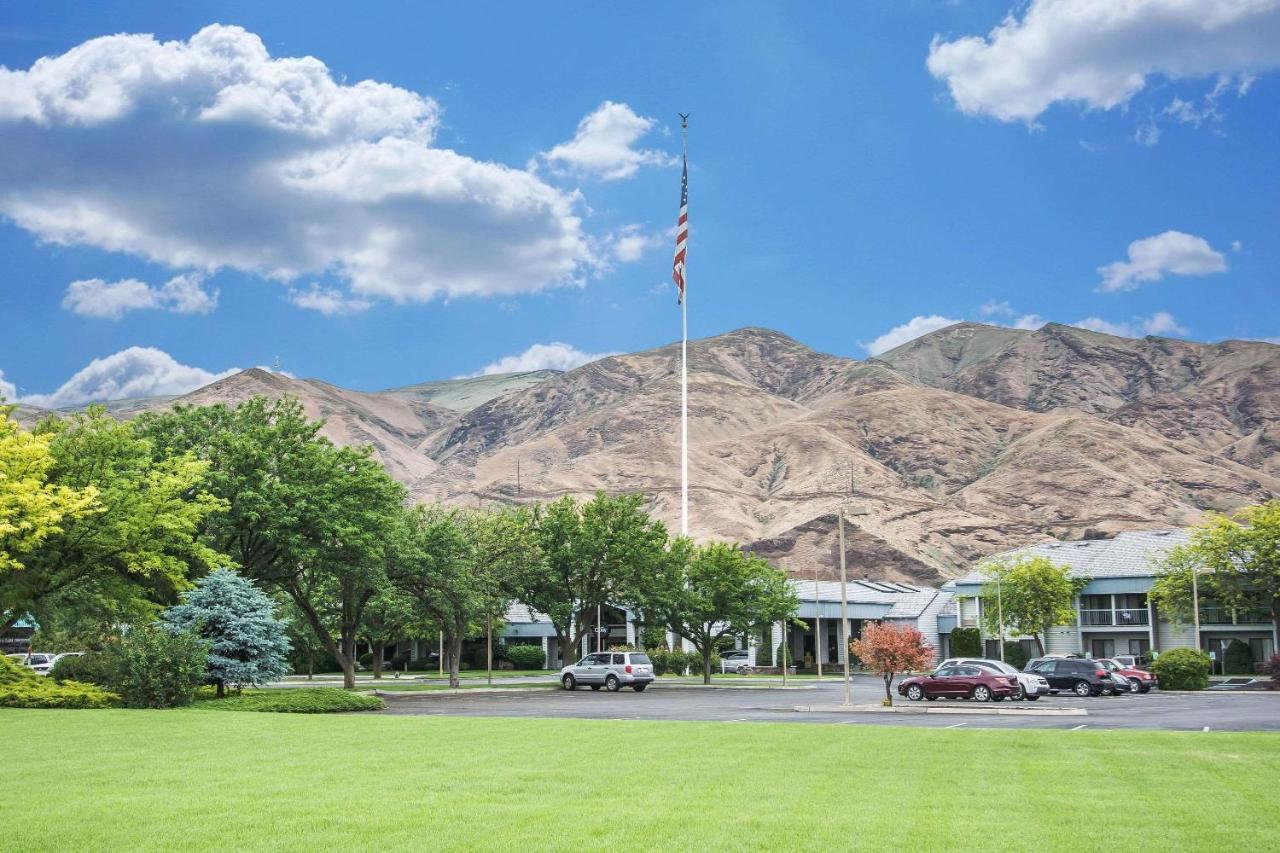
xmin=945 ymin=722 xmax=967 ymax=729
xmin=1071 ymin=724 xmax=1088 ymax=730
xmin=1203 ymin=726 xmax=1210 ymax=732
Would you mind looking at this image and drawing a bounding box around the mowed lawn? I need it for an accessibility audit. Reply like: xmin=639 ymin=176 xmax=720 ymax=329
xmin=2 ymin=711 xmax=1278 ymax=852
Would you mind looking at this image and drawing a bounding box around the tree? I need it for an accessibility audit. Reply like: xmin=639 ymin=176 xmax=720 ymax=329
xmin=4 ymin=408 xmax=223 ymax=637
xmin=385 ymin=505 xmax=509 ymax=688
xmin=1153 ymin=501 xmax=1280 ymax=631
xmin=511 ymin=493 xmax=669 ymax=669
xmin=0 ymin=407 xmax=99 ymax=578
xmin=161 ymin=568 xmax=291 ymax=697
xmin=137 ymin=397 xmax=407 ymax=689
xmin=1149 ymin=545 xmax=1209 ymax=625
xmin=358 ymin=586 xmax=420 ymax=679
xmin=949 ymin=627 xmax=982 ymax=657
xmin=979 ymin=555 xmax=1086 ymax=655
xmin=641 ymin=540 xmax=798 ymax=684
xmin=850 ymin=622 xmax=934 ymax=705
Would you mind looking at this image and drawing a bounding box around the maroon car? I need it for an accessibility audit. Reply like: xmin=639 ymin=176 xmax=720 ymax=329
xmin=898 ymin=664 xmax=1020 ymax=702
xmin=1098 ymin=658 xmax=1156 ymax=693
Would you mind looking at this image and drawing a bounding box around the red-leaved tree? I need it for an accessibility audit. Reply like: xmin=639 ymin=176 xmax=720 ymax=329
xmin=850 ymin=622 xmax=934 ymax=705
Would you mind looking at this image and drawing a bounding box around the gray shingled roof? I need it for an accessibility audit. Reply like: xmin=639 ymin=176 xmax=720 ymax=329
xmin=788 ymin=580 xmax=941 ymax=618
xmin=956 ymin=529 xmax=1191 ymax=584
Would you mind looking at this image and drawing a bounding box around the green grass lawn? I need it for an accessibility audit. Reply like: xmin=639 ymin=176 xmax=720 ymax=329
xmin=2 ymin=710 xmax=1277 ymax=852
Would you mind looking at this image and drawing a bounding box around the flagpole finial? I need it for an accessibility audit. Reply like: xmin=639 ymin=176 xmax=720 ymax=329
xmin=679 ymin=112 xmax=689 ymax=130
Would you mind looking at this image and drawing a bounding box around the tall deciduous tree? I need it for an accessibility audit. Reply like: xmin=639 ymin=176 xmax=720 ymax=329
xmin=979 ymin=555 xmax=1086 ymax=655
xmin=4 ymin=408 xmax=222 ymax=637
xmin=850 ymin=622 xmax=934 ymax=705
xmin=162 ymin=567 xmax=291 ymax=697
xmin=511 ymin=493 xmax=669 ymax=669
xmin=641 ymin=540 xmax=798 ymax=684
xmin=1153 ymin=500 xmax=1280 ymax=629
xmin=359 ymin=586 xmax=420 ymax=679
xmin=137 ymin=397 xmax=406 ymax=688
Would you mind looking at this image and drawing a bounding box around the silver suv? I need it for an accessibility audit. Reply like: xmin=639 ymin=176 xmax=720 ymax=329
xmin=561 ymin=652 xmax=654 ymax=692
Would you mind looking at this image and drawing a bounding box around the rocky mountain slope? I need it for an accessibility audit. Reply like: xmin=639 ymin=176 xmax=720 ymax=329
xmin=17 ymin=324 xmax=1279 ymax=585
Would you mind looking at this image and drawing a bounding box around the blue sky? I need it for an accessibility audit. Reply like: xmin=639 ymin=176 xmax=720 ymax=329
xmin=1 ymin=1 xmax=1277 ymax=405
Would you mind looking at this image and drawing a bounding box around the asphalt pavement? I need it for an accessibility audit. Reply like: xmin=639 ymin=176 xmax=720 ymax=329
xmin=373 ymin=674 xmax=1280 ymax=731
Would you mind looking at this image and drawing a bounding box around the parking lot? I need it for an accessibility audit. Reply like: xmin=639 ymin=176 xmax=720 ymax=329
xmin=375 ymin=676 xmax=1280 ymax=731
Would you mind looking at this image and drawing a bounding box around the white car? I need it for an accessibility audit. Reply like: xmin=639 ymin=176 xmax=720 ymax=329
xmin=720 ymin=649 xmax=752 ymax=674
xmin=939 ymin=657 xmax=1050 ymax=700
xmin=6 ymin=652 xmax=57 ymax=675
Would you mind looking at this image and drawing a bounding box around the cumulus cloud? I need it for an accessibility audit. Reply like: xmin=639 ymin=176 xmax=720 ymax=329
xmin=0 ymin=25 xmax=591 ymax=304
xmin=20 ymin=347 xmax=238 ymax=408
xmin=1072 ymin=311 xmax=1188 ymax=338
xmin=862 ymin=315 xmax=962 ymax=356
xmin=287 ymin=284 xmax=372 ymax=316
xmin=0 ymin=370 xmax=16 ymax=402
xmin=977 ymin=300 xmax=1044 ymax=330
xmin=538 ymin=101 xmax=676 ymax=181
xmin=609 ymin=224 xmax=668 ymax=263
xmin=927 ymin=0 xmax=1280 ymax=124
xmin=469 ymin=342 xmax=617 ymax=377
xmin=61 ymin=273 xmax=218 ymax=320
xmin=1096 ymin=230 xmax=1229 ymax=292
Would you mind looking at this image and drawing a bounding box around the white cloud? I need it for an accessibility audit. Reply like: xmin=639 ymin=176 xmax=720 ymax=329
xmin=61 ymin=273 xmax=218 ymax=320
xmin=538 ymin=101 xmax=676 ymax=181
xmin=978 ymin=299 xmax=1014 ymax=318
xmin=20 ymin=347 xmax=238 ymax=408
xmin=927 ymin=0 xmax=1280 ymax=124
xmin=1010 ymin=313 xmax=1046 ymax=330
xmin=287 ymin=284 xmax=372 ymax=316
xmin=609 ymin=224 xmax=668 ymax=263
xmin=862 ymin=315 xmax=962 ymax=356
xmin=1097 ymin=230 xmax=1229 ymax=292
xmin=470 ymin=342 xmax=617 ymax=377
xmin=0 ymin=26 xmax=591 ymax=304
xmin=0 ymin=370 xmax=16 ymax=402
xmin=1072 ymin=312 xmax=1188 ymax=338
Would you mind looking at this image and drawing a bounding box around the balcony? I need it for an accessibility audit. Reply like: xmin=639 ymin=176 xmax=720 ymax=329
xmin=1080 ymin=608 xmax=1150 ymax=628
xmin=1199 ymin=606 xmax=1272 ymax=625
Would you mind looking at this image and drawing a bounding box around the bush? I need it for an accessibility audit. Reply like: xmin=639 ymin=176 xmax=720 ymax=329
xmin=358 ymin=652 xmax=375 ymax=668
xmin=1224 ymin=639 xmax=1254 ymax=675
xmin=502 ymin=644 xmax=547 ymax=670
xmin=407 ymin=656 xmax=436 ymax=671
xmin=640 ymin=626 xmax=666 ymax=649
xmin=1002 ymin=641 xmax=1030 ymax=671
xmin=775 ymin=640 xmax=792 ymax=668
xmin=754 ymin=639 xmax=772 ymax=668
xmin=950 ymin=628 xmax=983 ymax=657
xmin=1151 ymin=647 xmax=1211 ymax=690
xmin=0 ymin=656 xmax=118 ymax=708
xmin=50 ymin=653 xmax=118 ymax=688
xmin=1270 ymin=654 xmax=1280 ymax=689
xmin=106 ymin=626 xmax=209 ymax=708
xmin=196 ymin=687 xmax=384 ymax=713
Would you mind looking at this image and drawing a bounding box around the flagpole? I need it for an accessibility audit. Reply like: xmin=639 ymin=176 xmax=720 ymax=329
xmin=680 ymin=113 xmax=689 ymax=538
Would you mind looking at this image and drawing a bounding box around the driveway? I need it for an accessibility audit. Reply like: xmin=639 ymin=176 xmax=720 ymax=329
xmin=374 ymin=676 xmax=1280 ymax=731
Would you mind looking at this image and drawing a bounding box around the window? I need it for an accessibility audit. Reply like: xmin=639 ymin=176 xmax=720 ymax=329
xmin=1128 ymin=639 xmax=1150 ymax=656
xmin=935 ymin=667 xmax=958 ymax=677
xmin=629 ymin=654 xmax=652 ymax=665
xmin=1090 ymin=639 xmax=1116 ymax=659
xmin=612 ymin=654 xmax=625 ymax=665
xmin=1080 ymin=594 xmax=1113 ymax=626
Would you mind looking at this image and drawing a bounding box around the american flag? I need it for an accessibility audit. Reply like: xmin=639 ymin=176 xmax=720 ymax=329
xmin=672 ymin=155 xmax=688 ymax=304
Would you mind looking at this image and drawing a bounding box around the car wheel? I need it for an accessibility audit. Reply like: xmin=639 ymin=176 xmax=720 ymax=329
xmin=1138 ymin=682 xmax=1151 ymax=694
xmin=605 ymin=675 xmax=621 ymax=692
xmin=906 ymin=684 xmax=924 ymax=701
xmin=973 ymin=685 xmax=991 ymax=702
xmin=1018 ymin=685 xmax=1028 ymax=701
xmin=633 ymin=683 xmax=647 ymax=692
xmin=1073 ymin=680 xmax=1092 ymax=697
xmin=562 ymin=674 xmax=576 ymax=691
xmin=1026 ymin=695 xmax=1039 ymax=701
xmin=736 ymin=666 xmax=748 ymax=675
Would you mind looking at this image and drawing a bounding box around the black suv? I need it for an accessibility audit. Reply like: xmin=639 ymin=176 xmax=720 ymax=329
xmin=1025 ymin=657 xmax=1115 ymax=697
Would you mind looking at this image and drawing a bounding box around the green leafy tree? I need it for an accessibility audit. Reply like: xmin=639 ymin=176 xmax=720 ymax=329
xmin=137 ymin=397 xmax=407 ymax=689
xmin=949 ymin=627 xmax=982 ymax=657
xmin=0 ymin=407 xmax=100 ymax=578
xmin=641 ymin=540 xmax=798 ymax=684
xmin=1152 ymin=501 xmax=1280 ymax=631
xmin=1149 ymin=546 xmax=1212 ymax=625
xmin=4 ymin=408 xmax=223 ymax=637
xmin=358 ymin=586 xmax=421 ymax=679
xmin=511 ymin=493 xmax=669 ymax=668
xmin=979 ymin=555 xmax=1087 ymax=655
xmin=162 ymin=568 xmax=291 ymax=697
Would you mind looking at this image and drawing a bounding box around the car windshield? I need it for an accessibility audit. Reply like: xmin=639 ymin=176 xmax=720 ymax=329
xmin=980 ymin=660 xmax=1017 ymax=674
xmin=629 ymin=654 xmax=652 ymax=665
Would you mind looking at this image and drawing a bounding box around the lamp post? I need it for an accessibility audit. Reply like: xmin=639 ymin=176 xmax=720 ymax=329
xmin=838 ymin=504 xmax=851 ymax=706
xmin=997 ymin=575 xmax=1005 ymax=662
xmin=815 ymin=562 xmax=823 ymax=679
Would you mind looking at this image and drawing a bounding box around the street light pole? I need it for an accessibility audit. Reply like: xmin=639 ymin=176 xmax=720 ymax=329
xmin=1191 ymin=565 xmax=1201 ymax=656
xmin=815 ymin=563 xmax=823 ymax=679
xmin=997 ymin=576 xmax=1005 ymax=662
xmin=839 ymin=504 xmax=852 ymax=707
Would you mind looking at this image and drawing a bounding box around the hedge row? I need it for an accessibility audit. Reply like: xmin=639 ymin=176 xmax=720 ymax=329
xmin=0 ymin=656 xmax=119 ymax=709
xmin=196 ymin=687 xmax=384 ymax=713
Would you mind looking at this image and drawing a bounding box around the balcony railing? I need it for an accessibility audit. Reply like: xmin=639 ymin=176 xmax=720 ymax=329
xmin=1199 ymin=606 xmax=1272 ymax=625
xmin=1080 ymin=608 xmax=1150 ymax=627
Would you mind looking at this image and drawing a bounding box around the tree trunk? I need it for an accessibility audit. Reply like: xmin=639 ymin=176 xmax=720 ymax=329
xmin=307 ymin=648 xmax=314 ymax=680
xmin=702 ymin=647 xmax=713 ymax=685
xmin=216 ymin=680 xmax=225 ymax=699
xmin=372 ymin=641 xmax=385 ymax=679
xmin=1034 ymin=630 xmax=1046 ymax=656
xmin=883 ymin=673 xmax=893 ymax=705
xmin=340 ymin=632 xmax=357 ymax=690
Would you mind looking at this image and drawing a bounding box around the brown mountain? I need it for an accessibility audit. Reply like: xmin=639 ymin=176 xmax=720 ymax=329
xmin=22 ymin=324 xmax=1280 ymax=585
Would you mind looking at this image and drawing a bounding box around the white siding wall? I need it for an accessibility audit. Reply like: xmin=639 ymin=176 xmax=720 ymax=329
xmin=915 ymin=592 xmax=954 ymax=665
xmin=1157 ymin=618 xmax=1197 ymax=653
xmin=1044 ymin=626 xmax=1082 ymax=656
xmin=958 ymin=597 xmax=979 ymax=627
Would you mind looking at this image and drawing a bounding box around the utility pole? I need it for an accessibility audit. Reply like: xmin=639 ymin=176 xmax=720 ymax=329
xmin=814 ymin=562 xmax=823 ymax=679
xmin=839 ymin=504 xmax=852 ymax=706
xmin=997 ymin=576 xmax=1005 ymax=662
xmin=486 ymin=613 xmax=493 ymax=687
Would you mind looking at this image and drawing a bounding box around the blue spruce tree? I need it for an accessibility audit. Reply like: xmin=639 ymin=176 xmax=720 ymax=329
xmin=163 ymin=568 xmax=292 ymax=697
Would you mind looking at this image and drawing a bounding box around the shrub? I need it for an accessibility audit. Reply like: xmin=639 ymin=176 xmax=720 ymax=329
xmin=754 ymin=639 xmax=772 ymax=668
xmin=1270 ymin=654 xmax=1280 ymax=689
xmin=950 ymin=628 xmax=983 ymax=657
xmin=50 ymin=653 xmax=119 ymax=687
xmin=407 ymin=656 xmax=436 ymax=671
xmin=1002 ymin=641 xmax=1030 ymax=671
xmin=358 ymin=652 xmax=375 ymax=668
xmin=502 ymin=644 xmax=547 ymax=670
xmin=775 ymin=640 xmax=792 ymax=668
xmin=1151 ymin=647 xmax=1211 ymax=691
xmin=106 ymin=626 xmax=209 ymax=708
xmin=196 ymin=687 xmax=384 ymax=713
xmin=0 ymin=656 xmax=119 ymax=708
xmin=1224 ymin=639 xmax=1254 ymax=675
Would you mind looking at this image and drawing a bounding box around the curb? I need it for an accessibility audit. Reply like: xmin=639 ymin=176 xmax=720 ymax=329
xmin=373 ymin=686 xmax=560 ymax=697
xmin=792 ymin=703 xmax=1087 ymax=716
